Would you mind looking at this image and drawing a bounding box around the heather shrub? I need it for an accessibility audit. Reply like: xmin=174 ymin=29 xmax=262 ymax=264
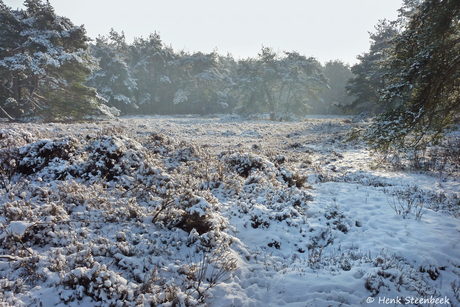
xmin=223 ymin=152 xmax=276 ymax=178
xmin=15 ymin=136 xmax=80 ymax=177
xmin=82 ymin=135 xmax=144 ymax=181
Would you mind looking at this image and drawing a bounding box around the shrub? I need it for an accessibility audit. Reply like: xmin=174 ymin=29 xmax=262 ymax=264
xmin=15 ymin=136 xmax=80 ymax=177
xmin=223 ymin=152 xmax=275 ymax=178
xmin=83 ymin=135 xmax=144 ymax=181
xmin=61 ymin=262 xmax=132 ymax=304
xmin=279 ymin=168 xmax=307 ymax=188
xmin=387 ymin=185 xmax=427 ymax=220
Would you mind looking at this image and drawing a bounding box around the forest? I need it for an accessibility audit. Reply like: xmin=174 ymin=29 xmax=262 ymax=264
xmin=1 ymin=1 xmax=459 ymax=136
xmin=1 ymin=0 xmax=459 ymax=152
xmin=0 ymin=2 xmax=355 ymax=119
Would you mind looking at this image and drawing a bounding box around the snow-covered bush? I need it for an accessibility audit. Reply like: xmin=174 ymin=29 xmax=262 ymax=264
xmin=172 ymin=192 xmax=217 ymax=234
xmin=368 ymin=135 xmax=460 ymax=175
xmin=14 ymin=136 xmax=80 ymax=179
xmin=365 ymin=253 xmax=437 ymax=298
xmin=82 ymin=135 xmax=144 ymax=181
xmin=223 ymin=152 xmax=276 ymax=178
xmin=170 ymin=144 xmax=200 ymax=164
xmin=0 ymin=129 xmax=38 ymax=189
xmin=324 ymin=205 xmax=349 ymax=234
xmin=443 ymin=137 xmax=460 ymax=167
xmin=279 ymin=168 xmax=307 ymax=188
xmin=61 ymin=262 xmax=132 ymax=304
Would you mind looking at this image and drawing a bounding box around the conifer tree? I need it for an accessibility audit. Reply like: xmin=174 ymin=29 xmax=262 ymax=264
xmin=313 ymin=60 xmax=354 ymax=114
xmin=278 ymin=51 xmax=326 ymax=115
xmin=0 ymin=0 xmax=109 ymax=120
xmin=173 ymin=51 xmax=224 ymax=114
xmin=87 ymin=30 xmax=138 ymax=114
xmin=345 ymin=20 xmax=399 ymax=115
xmin=235 ymin=47 xmax=326 ymax=117
xmin=235 ymin=57 xmax=266 ymax=114
xmin=363 ymin=0 xmax=460 ymax=151
xmin=129 ymin=33 xmax=175 ymax=114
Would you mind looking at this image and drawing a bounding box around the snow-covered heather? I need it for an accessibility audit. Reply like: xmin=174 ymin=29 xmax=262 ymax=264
xmin=0 ymin=115 xmax=459 ymax=307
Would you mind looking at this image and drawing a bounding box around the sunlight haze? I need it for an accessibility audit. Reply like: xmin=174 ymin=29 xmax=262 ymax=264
xmin=3 ymin=0 xmax=403 ymax=64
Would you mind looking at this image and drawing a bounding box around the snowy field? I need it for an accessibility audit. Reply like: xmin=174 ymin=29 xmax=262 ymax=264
xmin=0 ymin=115 xmax=459 ymax=306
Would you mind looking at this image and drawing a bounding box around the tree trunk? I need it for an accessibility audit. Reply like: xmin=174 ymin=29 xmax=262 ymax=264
xmin=13 ymin=72 xmax=21 ymax=102
xmin=263 ymin=85 xmax=275 ymax=118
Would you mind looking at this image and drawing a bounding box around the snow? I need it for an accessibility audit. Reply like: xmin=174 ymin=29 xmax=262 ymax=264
xmin=0 ymin=115 xmax=459 ymax=306
xmin=4 ymin=221 xmax=34 ymax=239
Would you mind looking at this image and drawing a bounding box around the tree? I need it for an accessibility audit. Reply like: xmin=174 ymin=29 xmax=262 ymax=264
xmin=173 ymin=51 xmax=224 ymax=115
xmin=311 ymin=60 xmax=354 ymax=114
xmin=87 ymin=30 xmax=138 ymax=114
xmin=129 ymin=32 xmax=176 ymax=114
xmin=363 ymin=0 xmax=460 ymax=151
xmin=278 ymin=52 xmax=326 ymax=115
xmin=0 ymin=0 xmax=109 ymax=120
xmin=216 ymin=53 xmax=238 ymax=114
xmin=233 ymin=47 xmax=280 ymax=116
xmin=257 ymin=46 xmax=280 ymax=115
xmin=234 ymin=57 xmax=265 ymax=114
xmin=345 ymin=20 xmax=400 ymax=115
xmin=235 ymin=47 xmax=326 ymax=118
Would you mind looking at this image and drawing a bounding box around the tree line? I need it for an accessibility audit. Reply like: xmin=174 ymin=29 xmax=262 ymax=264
xmin=0 ymin=0 xmax=352 ymax=120
xmin=1 ymin=0 xmax=459 ymax=153
xmin=81 ymin=31 xmax=354 ymax=117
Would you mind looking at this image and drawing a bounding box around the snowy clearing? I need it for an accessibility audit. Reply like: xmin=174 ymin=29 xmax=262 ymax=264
xmin=0 ymin=115 xmax=459 ymax=307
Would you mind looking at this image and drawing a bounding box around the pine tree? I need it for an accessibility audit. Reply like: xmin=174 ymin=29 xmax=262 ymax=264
xmin=233 ymin=58 xmax=259 ymax=114
xmin=0 ymin=0 xmax=109 ymax=120
xmin=173 ymin=51 xmax=224 ymax=114
xmin=87 ymin=30 xmax=138 ymax=114
xmin=345 ymin=20 xmax=399 ymax=115
xmin=216 ymin=53 xmax=238 ymax=114
xmin=129 ymin=32 xmax=175 ymax=114
xmin=278 ymin=51 xmax=327 ymax=115
xmin=363 ymin=0 xmax=460 ymax=151
xmin=312 ymin=60 xmax=354 ymax=114
xmin=235 ymin=47 xmax=326 ymax=117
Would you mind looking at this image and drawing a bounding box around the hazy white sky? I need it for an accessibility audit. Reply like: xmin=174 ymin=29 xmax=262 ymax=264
xmin=3 ymin=0 xmax=402 ymax=64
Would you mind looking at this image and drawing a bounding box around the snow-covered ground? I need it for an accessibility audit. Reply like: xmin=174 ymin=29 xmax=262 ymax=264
xmin=0 ymin=115 xmax=459 ymax=306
